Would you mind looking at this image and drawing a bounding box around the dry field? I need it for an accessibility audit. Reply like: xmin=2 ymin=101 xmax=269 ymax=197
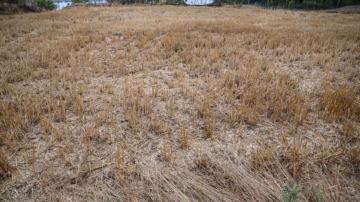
xmin=0 ymin=5 xmax=359 ymax=201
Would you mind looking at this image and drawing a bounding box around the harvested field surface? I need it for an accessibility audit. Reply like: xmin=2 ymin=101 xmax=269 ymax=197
xmin=0 ymin=5 xmax=359 ymax=201
xmin=325 ymin=5 xmax=360 ymax=13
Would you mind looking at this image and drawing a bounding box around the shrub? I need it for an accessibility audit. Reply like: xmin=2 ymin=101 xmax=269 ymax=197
xmin=72 ymin=0 xmax=90 ymax=3
xmin=0 ymin=0 xmax=26 ymax=4
xmin=166 ymin=0 xmax=185 ymax=5
xmin=282 ymin=182 xmax=306 ymax=202
xmin=282 ymin=182 xmax=324 ymax=202
xmin=225 ymin=0 xmax=243 ymax=5
xmin=36 ymin=0 xmax=57 ymax=10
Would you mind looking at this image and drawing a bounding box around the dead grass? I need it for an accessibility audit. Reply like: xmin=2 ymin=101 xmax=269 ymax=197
xmin=0 ymin=5 xmax=359 ymax=202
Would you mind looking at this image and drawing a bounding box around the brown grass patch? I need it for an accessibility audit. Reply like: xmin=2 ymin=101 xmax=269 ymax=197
xmin=0 ymin=5 xmax=359 ymax=201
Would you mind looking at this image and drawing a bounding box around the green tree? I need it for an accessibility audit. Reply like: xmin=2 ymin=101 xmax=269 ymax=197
xmin=166 ymin=0 xmax=185 ymax=5
xmin=36 ymin=0 xmax=57 ymax=10
xmin=72 ymin=0 xmax=90 ymax=3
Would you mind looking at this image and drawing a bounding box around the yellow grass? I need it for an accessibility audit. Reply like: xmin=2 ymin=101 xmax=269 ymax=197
xmin=0 ymin=5 xmax=359 ymax=201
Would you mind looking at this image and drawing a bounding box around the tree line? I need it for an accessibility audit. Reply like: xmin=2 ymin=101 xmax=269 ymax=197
xmin=251 ymin=0 xmax=359 ymax=9
xmin=0 ymin=0 xmax=359 ymax=10
xmin=106 ymin=0 xmax=358 ymax=9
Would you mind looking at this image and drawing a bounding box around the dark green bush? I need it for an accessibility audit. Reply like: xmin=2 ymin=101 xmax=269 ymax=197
xmin=0 ymin=0 xmax=26 ymax=3
xmin=225 ymin=0 xmax=244 ymax=5
xmin=72 ymin=0 xmax=90 ymax=3
xmin=166 ymin=0 xmax=185 ymax=5
xmin=36 ymin=0 xmax=57 ymax=10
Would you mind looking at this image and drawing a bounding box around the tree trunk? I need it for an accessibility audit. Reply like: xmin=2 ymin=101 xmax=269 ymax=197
xmin=307 ymin=0 xmax=309 ymax=10
xmin=336 ymin=0 xmax=340 ymax=8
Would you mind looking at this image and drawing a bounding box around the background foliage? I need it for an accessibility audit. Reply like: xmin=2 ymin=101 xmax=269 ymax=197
xmin=72 ymin=0 xmax=90 ymax=3
xmin=36 ymin=0 xmax=57 ymax=10
xmin=0 ymin=0 xmax=358 ymax=8
xmin=251 ymin=0 xmax=358 ymax=9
